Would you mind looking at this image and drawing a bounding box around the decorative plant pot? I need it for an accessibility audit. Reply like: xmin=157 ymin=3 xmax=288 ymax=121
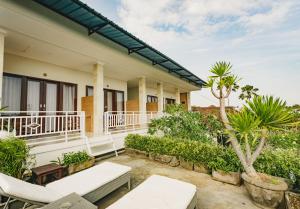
xmin=285 ymin=191 xmax=300 ymax=209
xmin=68 ymin=158 xmax=95 ymax=175
xmin=194 ymin=164 xmax=210 ymax=174
xmin=242 ymin=172 xmax=288 ymax=209
xmin=179 ymin=157 xmax=194 ymax=170
xmin=126 ymin=148 xmax=148 ymax=158
xmin=212 ymin=170 xmax=241 ymax=185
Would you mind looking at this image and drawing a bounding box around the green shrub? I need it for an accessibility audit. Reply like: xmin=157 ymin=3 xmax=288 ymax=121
xmin=0 ymin=137 xmax=30 ymax=178
xmin=125 ymin=134 xmax=242 ymax=172
xmin=254 ymin=148 xmax=300 ymax=181
xmin=148 ymin=108 xmax=223 ymax=142
xmin=267 ymin=131 xmax=300 ymax=150
xmin=125 ymin=134 xmax=300 ymax=180
xmin=61 ymin=151 xmax=91 ymax=166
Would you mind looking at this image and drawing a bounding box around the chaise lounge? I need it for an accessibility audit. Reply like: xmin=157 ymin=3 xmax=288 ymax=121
xmin=0 ymin=162 xmax=131 ymax=208
xmin=107 ymin=175 xmax=198 ymax=209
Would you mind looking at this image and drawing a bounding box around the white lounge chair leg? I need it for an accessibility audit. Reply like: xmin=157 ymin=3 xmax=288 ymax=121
xmin=3 ymin=197 xmax=11 ymax=209
xmin=127 ymin=179 xmax=131 ymax=190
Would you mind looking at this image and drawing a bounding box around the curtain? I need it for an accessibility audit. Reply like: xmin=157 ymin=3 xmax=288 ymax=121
xmin=87 ymin=86 xmax=93 ymax=96
xmin=27 ymin=80 xmax=40 ymax=111
xmin=116 ymin=92 xmax=124 ymax=111
xmin=46 ymin=83 xmax=57 ymax=112
xmin=63 ymin=84 xmax=75 ymax=111
xmin=2 ymin=76 xmax=22 ymax=111
xmin=107 ymin=91 xmax=113 ymax=111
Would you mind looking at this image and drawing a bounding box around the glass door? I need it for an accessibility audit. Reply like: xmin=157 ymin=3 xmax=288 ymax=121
xmin=104 ymin=89 xmax=124 ymax=112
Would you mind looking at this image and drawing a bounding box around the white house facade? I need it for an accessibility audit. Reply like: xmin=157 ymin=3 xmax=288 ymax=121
xmin=0 ymin=0 xmax=205 ymax=165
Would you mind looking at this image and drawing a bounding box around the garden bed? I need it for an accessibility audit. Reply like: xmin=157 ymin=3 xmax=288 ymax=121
xmin=125 ymin=134 xmax=300 ymax=187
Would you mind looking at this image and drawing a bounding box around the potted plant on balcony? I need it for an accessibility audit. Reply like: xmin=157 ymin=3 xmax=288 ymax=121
xmin=53 ymin=151 xmax=95 ymax=175
xmin=206 ymin=61 xmax=298 ymax=208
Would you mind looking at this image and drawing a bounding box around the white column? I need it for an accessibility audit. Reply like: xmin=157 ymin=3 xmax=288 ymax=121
xmin=187 ymin=92 xmax=191 ymax=111
xmin=93 ymin=62 xmax=104 ymax=136
xmin=157 ymin=82 xmax=164 ymax=113
xmin=175 ymin=88 xmax=180 ymax=104
xmin=0 ymin=30 xmax=6 ymax=108
xmin=138 ymin=77 xmax=147 ymax=124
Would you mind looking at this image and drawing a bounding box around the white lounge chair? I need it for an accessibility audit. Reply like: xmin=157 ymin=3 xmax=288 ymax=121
xmin=0 ymin=162 xmax=131 ymax=208
xmin=107 ymin=175 xmax=198 ymax=209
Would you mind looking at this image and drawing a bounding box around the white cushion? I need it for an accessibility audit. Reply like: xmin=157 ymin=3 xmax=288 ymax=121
xmin=0 ymin=173 xmax=62 ymax=203
xmin=107 ymin=175 xmax=197 ymax=209
xmin=46 ymin=162 xmax=131 ymax=197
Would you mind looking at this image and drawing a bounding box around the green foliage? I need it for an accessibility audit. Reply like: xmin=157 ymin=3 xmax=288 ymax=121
xmin=60 ymin=151 xmax=91 ymax=166
xmin=229 ymin=108 xmax=261 ymax=140
xmin=0 ymin=137 xmax=30 ymax=178
xmin=246 ymin=96 xmax=297 ymax=131
xmin=205 ymin=61 xmax=239 ymax=93
xmin=254 ymin=148 xmax=300 ymax=181
xmin=148 ymin=108 xmax=224 ymax=142
xmin=125 ymin=134 xmax=242 ymax=172
xmin=164 ymin=104 xmax=185 ymax=114
xmin=125 ymin=134 xmax=300 ymax=180
xmin=239 ymin=85 xmax=259 ymax=101
xmin=268 ymin=131 xmax=300 ymax=150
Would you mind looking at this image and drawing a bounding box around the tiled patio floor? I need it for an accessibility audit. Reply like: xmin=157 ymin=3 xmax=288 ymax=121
xmin=95 ymin=154 xmax=260 ymax=209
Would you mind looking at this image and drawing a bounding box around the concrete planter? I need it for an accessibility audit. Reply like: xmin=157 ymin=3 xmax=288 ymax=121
xmin=194 ymin=164 xmax=210 ymax=174
xmin=285 ymin=191 xmax=300 ymax=209
xmin=148 ymin=153 xmax=180 ymax=167
xmin=179 ymin=157 xmax=194 ymax=170
xmin=212 ymin=170 xmax=241 ymax=185
xmin=125 ymin=148 xmax=149 ymax=158
xmin=242 ymin=172 xmax=288 ymax=209
xmin=68 ymin=158 xmax=95 ymax=175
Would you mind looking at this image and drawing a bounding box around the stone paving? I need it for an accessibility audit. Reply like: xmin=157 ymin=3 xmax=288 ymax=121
xmin=96 ymin=154 xmax=260 ymax=209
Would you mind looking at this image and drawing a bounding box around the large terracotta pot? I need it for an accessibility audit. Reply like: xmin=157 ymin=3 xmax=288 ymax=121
xmin=242 ymin=172 xmax=288 ymax=209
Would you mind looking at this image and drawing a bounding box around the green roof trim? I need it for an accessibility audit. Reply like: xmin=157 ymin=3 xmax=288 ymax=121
xmin=33 ymin=0 xmax=205 ymax=87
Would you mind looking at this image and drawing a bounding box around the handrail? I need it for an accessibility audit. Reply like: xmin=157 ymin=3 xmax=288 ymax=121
xmin=0 ymin=111 xmax=86 ymax=141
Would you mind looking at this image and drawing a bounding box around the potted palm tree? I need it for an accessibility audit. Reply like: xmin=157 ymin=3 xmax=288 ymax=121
xmin=206 ymin=61 xmax=297 ymax=208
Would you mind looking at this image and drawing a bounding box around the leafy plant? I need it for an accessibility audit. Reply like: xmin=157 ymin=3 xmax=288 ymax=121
xmin=205 ymin=61 xmax=298 ymax=178
xmin=58 ymin=151 xmax=91 ymax=166
xmin=148 ymin=106 xmax=224 ymax=142
xmin=239 ymin=85 xmax=259 ymax=101
xmin=0 ymin=137 xmax=32 ymax=179
xmin=267 ymin=131 xmax=300 ymax=150
xmin=125 ymin=134 xmax=300 ymax=181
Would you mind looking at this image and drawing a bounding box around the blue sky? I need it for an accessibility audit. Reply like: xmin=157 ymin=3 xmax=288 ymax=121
xmin=82 ymin=0 xmax=300 ymax=107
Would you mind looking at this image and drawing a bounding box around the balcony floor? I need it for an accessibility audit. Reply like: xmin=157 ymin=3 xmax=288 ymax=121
xmin=96 ymin=154 xmax=260 ymax=209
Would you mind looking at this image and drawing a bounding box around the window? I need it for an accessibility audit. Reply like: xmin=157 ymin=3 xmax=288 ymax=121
xmin=86 ymin=85 xmax=93 ymax=96
xmin=147 ymin=95 xmax=158 ymax=103
xmin=165 ymin=98 xmax=175 ymax=105
xmin=2 ymin=75 xmax=22 ymax=111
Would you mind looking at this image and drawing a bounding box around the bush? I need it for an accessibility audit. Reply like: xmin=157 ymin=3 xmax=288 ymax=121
xmin=267 ymin=131 xmax=300 ymax=150
xmin=0 ymin=137 xmax=30 ymax=178
xmin=60 ymin=151 xmax=91 ymax=166
xmin=125 ymin=134 xmax=242 ymax=172
xmin=148 ymin=106 xmax=223 ymax=142
xmin=125 ymin=134 xmax=300 ymax=180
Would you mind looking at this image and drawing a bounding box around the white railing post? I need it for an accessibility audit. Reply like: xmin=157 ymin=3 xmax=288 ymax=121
xmin=65 ymin=112 xmax=68 ymax=142
xmin=80 ymin=111 xmax=86 ymax=139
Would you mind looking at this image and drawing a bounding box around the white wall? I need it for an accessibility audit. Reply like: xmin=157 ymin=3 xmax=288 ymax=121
xmin=146 ymin=87 xmax=176 ymax=100
xmin=4 ymin=53 xmax=127 ymax=109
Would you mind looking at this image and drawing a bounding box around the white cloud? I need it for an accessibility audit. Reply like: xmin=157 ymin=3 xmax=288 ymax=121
xmin=113 ymin=0 xmax=300 ymax=106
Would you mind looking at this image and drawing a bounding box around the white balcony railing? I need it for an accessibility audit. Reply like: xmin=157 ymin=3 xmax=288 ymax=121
xmin=104 ymin=111 xmax=162 ymax=134
xmin=0 ymin=111 xmax=85 ymax=141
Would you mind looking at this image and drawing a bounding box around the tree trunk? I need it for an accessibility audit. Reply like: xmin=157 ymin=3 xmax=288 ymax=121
xmin=219 ymin=97 xmax=259 ymax=178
